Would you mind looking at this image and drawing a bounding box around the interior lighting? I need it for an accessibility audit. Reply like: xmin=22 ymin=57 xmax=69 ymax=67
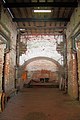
xmin=33 ymin=10 xmax=51 ymax=13
xmin=19 ymin=29 xmax=26 ymax=31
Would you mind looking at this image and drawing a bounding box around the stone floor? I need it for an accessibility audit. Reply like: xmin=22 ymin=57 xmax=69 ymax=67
xmin=0 ymin=88 xmax=80 ymax=120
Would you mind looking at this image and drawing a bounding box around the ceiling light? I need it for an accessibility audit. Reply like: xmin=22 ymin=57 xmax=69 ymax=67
xmin=2 ymin=0 xmax=6 ymax=3
xmin=19 ymin=29 xmax=26 ymax=31
xmin=33 ymin=10 xmax=51 ymax=13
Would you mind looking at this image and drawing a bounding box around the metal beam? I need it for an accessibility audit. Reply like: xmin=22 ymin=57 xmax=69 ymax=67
xmin=3 ymin=2 xmax=78 ymax=8
xmin=13 ymin=18 xmax=70 ymax=22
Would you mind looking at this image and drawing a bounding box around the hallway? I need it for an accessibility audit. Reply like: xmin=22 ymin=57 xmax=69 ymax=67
xmin=0 ymin=88 xmax=80 ymax=120
xmin=0 ymin=0 xmax=80 ymax=117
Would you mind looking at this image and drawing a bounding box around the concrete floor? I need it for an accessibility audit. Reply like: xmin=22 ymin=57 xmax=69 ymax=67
xmin=0 ymin=88 xmax=80 ymax=120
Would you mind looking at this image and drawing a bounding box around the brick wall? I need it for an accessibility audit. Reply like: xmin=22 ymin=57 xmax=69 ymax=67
xmin=77 ymin=42 xmax=80 ymax=83
xmin=76 ymin=41 xmax=80 ymax=99
xmin=0 ymin=7 xmax=17 ymax=92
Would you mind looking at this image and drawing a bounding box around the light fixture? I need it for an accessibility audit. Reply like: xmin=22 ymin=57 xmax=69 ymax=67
xmin=19 ymin=29 xmax=26 ymax=31
xmin=2 ymin=0 xmax=6 ymax=3
xmin=33 ymin=10 xmax=51 ymax=13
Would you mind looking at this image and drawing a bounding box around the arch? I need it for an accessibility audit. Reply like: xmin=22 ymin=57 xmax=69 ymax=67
xmin=20 ymin=56 xmax=62 ymax=70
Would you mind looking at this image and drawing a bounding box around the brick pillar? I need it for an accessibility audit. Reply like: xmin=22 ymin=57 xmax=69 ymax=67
xmin=0 ymin=44 xmax=5 ymax=112
xmin=73 ymin=53 xmax=78 ymax=99
xmin=15 ymin=33 xmax=20 ymax=89
xmin=0 ymin=44 xmax=5 ymax=92
xmin=4 ymin=52 xmax=10 ymax=92
xmin=68 ymin=53 xmax=78 ymax=99
xmin=69 ymin=53 xmax=78 ymax=99
xmin=77 ymin=41 xmax=80 ymax=100
xmin=67 ymin=37 xmax=79 ymax=99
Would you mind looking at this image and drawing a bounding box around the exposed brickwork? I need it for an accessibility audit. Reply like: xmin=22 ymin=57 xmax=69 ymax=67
xmin=77 ymin=42 xmax=80 ymax=81
xmin=0 ymin=44 xmax=5 ymax=91
xmin=77 ymin=41 xmax=80 ymax=99
xmin=72 ymin=54 xmax=78 ymax=99
xmin=27 ymin=70 xmax=58 ymax=81
xmin=0 ymin=7 xmax=17 ymax=92
xmin=66 ymin=6 xmax=80 ymax=99
xmin=4 ymin=53 xmax=10 ymax=91
xmin=67 ymin=41 xmax=78 ymax=99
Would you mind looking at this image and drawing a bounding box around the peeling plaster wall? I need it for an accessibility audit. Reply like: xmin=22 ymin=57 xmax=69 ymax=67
xmin=26 ymin=59 xmax=58 ymax=72
xmin=20 ymin=35 xmax=63 ymax=65
xmin=0 ymin=7 xmax=17 ymax=92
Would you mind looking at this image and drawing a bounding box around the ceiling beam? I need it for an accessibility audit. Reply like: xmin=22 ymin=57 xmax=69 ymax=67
xmin=3 ymin=2 xmax=78 ymax=8
xmin=13 ymin=18 xmax=70 ymax=22
xmin=18 ymin=26 xmax=66 ymax=30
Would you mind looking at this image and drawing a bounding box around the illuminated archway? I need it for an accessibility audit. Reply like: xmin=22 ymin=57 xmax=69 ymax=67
xmin=21 ymin=56 xmax=62 ymax=70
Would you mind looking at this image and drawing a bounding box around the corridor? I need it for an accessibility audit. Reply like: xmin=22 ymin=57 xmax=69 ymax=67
xmin=0 ymin=88 xmax=80 ymax=120
xmin=0 ymin=0 xmax=80 ymax=118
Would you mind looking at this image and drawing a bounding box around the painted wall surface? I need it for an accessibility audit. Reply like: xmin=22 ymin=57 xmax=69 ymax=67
xmin=27 ymin=70 xmax=58 ymax=82
xmin=24 ymin=59 xmax=59 ymax=83
xmin=26 ymin=59 xmax=58 ymax=72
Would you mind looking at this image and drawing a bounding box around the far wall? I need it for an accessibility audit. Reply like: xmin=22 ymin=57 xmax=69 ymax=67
xmin=27 ymin=70 xmax=58 ymax=82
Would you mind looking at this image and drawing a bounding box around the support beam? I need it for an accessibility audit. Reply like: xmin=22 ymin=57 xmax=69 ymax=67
xmin=18 ymin=26 xmax=66 ymax=30
xmin=3 ymin=2 xmax=78 ymax=8
xmin=13 ymin=18 xmax=70 ymax=22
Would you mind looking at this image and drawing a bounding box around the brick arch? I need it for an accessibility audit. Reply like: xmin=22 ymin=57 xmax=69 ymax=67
xmin=21 ymin=56 xmax=62 ymax=70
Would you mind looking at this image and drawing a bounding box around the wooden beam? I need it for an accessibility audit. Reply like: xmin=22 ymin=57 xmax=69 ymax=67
xmin=3 ymin=2 xmax=78 ymax=8
xmin=13 ymin=17 xmax=70 ymax=22
xmin=18 ymin=26 xmax=66 ymax=30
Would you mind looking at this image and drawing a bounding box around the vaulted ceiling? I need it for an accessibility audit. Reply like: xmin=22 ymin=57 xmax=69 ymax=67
xmin=19 ymin=35 xmax=63 ymax=65
xmin=26 ymin=59 xmax=58 ymax=72
xmin=2 ymin=0 xmax=78 ymax=35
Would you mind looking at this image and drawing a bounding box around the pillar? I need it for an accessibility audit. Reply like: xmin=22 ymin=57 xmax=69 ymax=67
xmin=0 ymin=44 xmax=5 ymax=111
xmin=68 ymin=52 xmax=78 ymax=99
